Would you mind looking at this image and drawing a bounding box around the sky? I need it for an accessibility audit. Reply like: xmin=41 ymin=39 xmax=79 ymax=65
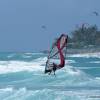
xmin=0 ymin=0 xmax=100 ymax=52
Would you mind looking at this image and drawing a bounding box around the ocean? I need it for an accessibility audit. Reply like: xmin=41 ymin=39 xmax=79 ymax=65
xmin=0 ymin=52 xmax=100 ymax=100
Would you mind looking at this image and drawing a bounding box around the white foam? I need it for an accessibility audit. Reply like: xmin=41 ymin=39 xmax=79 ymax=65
xmin=76 ymin=66 xmax=100 ymax=69
xmin=66 ymin=60 xmax=76 ymax=63
xmin=95 ymin=77 xmax=100 ymax=80
xmin=7 ymin=54 xmax=16 ymax=58
xmin=0 ymin=57 xmax=46 ymax=74
xmin=0 ymin=88 xmax=13 ymax=92
xmin=34 ymin=57 xmax=47 ymax=62
xmin=22 ymin=52 xmax=44 ymax=58
xmin=68 ymin=52 xmax=100 ymax=58
xmin=22 ymin=55 xmax=32 ymax=58
xmin=64 ymin=65 xmax=81 ymax=75
xmin=1 ymin=87 xmax=100 ymax=100
xmin=24 ymin=52 xmax=43 ymax=55
xmin=0 ymin=56 xmax=83 ymax=75
xmin=89 ymin=61 xmax=100 ymax=63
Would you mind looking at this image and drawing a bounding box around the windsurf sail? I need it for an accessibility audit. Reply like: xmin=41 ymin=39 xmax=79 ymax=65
xmin=45 ymin=34 xmax=68 ymax=74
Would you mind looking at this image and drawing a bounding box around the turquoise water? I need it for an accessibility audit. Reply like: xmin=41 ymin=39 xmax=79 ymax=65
xmin=0 ymin=52 xmax=100 ymax=100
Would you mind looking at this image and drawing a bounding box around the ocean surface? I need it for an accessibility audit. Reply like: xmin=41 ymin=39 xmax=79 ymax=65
xmin=0 ymin=52 xmax=100 ymax=100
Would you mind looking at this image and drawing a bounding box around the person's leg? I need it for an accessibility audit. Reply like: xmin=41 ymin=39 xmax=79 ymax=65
xmin=54 ymin=71 xmax=55 ymax=75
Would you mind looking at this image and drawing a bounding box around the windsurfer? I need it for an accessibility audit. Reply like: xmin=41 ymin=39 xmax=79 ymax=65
xmin=44 ymin=34 xmax=68 ymax=75
xmin=45 ymin=60 xmax=57 ymax=75
xmin=45 ymin=60 xmax=65 ymax=75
